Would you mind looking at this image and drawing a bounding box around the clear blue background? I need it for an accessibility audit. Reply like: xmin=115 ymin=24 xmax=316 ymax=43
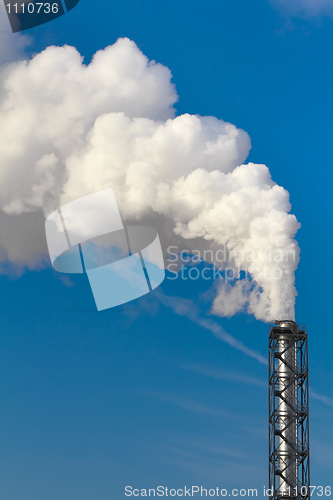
xmin=1 ymin=0 xmax=332 ymax=498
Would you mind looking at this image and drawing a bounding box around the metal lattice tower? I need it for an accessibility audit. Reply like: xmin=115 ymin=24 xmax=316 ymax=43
xmin=269 ymin=321 xmax=310 ymax=500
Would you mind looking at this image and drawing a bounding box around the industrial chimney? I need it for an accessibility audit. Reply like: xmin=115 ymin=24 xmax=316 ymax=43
xmin=269 ymin=321 xmax=310 ymax=499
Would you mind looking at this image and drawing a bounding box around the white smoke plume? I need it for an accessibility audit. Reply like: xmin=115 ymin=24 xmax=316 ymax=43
xmin=0 ymin=37 xmax=300 ymax=321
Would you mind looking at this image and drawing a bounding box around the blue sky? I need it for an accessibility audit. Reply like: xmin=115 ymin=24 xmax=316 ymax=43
xmin=0 ymin=0 xmax=333 ymax=498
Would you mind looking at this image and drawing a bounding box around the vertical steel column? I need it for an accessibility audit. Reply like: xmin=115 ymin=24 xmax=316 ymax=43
xmin=269 ymin=321 xmax=310 ymax=500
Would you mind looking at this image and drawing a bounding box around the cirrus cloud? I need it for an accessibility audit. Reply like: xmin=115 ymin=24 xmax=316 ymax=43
xmin=270 ymin=0 xmax=333 ymax=16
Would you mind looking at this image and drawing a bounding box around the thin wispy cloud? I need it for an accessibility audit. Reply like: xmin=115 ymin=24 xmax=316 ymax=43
xmin=149 ymin=391 xmax=240 ymax=419
xmin=159 ymin=293 xmax=268 ymax=366
xmin=311 ymin=438 xmax=333 ymax=468
xmin=164 ymin=453 xmax=265 ymax=485
xmin=178 ymin=362 xmax=266 ymax=387
xmin=310 ymin=388 xmax=333 ymax=408
xmin=176 ymin=437 xmax=249 ymax=460
xmin=271 ymin=0 xmax=333 ymax=16
xmin=159 ymin=295 xmax=333 ymax=411
xmin=158 ymin=435 xmax=266 ymax=484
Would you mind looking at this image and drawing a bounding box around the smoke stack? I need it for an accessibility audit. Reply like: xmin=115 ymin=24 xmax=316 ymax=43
xmin=269 ymin=321 xmax=310 ymax=499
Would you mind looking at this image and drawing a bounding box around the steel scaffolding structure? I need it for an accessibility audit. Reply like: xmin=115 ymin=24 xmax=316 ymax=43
xmin=269 ymin=321 xmax=310 ymax=500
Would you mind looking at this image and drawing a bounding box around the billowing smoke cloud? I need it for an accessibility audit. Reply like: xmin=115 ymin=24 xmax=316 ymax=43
xmin=0 ymin=37 xmax=300 ymax=321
